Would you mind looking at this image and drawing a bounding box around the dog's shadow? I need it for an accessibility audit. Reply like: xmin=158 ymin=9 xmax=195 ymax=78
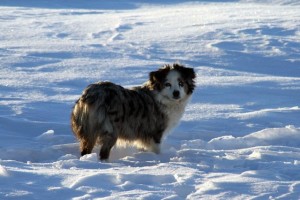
xmin=108 ymin=145 xmax=177 ymax=167
xmin=109 ymin=146 xmax=139 ymax=161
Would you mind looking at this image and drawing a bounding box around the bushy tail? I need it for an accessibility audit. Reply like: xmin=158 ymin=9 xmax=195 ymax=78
xmin=71 ymin=100 xmax=89 ymax=139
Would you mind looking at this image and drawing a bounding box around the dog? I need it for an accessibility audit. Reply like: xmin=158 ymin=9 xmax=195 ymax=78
xmin=71 ymin=63 xmax=196 ymax=160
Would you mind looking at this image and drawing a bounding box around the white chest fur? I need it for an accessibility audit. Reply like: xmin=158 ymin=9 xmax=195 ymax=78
xmin=162 ymin=96 xmax=190 ymax=137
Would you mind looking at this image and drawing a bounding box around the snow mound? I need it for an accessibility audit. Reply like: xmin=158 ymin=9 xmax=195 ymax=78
xmin=0 ymin=165 xmax=9 ymax=177
xmin=208 ymin=125 xmax=300 ymax=150
xmin=36 ymin=130 xmax=55 ymax=140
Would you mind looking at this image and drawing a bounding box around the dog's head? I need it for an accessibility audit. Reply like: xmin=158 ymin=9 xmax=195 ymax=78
xmin=148 ymin=63 xmax=196 ymax=102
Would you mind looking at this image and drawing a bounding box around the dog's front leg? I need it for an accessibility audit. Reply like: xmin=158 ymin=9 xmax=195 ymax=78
xmin=99 ymin=133 xmax=117 ymax=161
xmin=149 ymin=139 xmax=161 ymax=154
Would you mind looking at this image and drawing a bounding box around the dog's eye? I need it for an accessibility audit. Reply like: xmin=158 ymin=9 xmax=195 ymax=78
xmin=179 ymin=81 xmax=184 ymax=87
xmin=165 ymin=83 xmax=171 ymax=87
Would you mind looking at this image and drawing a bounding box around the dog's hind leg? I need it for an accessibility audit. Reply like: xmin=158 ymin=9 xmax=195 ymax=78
xmin=148 ymin=131 xmax=163 ymax=154
xmin=80 ymin=136 xmax=96 ymax=157
xmin=99 ymin=133 xmax=117 ymax=161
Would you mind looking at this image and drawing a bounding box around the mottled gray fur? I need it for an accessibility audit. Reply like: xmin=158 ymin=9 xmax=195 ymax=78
xmin=71 ymin=63 xmax=196 ymax=160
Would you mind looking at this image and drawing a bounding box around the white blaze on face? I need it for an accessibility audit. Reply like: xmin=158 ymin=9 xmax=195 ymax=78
xmin=161 ymin=70 xmax=186 ymax=101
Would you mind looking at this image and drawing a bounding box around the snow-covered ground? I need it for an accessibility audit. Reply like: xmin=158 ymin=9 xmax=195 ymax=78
xmin=1 ymin=0 xmax=300 ymax=199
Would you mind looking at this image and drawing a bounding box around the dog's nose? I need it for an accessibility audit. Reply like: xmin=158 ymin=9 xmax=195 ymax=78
xmin=173 ymin=90 xmax=180 ymax=98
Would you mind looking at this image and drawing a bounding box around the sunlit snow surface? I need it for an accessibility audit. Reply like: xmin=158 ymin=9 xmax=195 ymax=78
xmin=1 ymin=0 xmax=300 ymax=199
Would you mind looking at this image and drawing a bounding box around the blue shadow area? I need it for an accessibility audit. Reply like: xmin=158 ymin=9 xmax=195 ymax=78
xmin=0 ymin=0 xmax=239 ymax=10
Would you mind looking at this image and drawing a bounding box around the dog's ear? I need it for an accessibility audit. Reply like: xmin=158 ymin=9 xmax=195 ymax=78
xmin=149 ymin=71 xmax=163 ymax=90
xmin=184 ymin=67 xmax=196 ymax=94
xmin=175 ymin=65 xmax=196 ymax=94
xmin=149 ymin=67 xmax=169 ymax=90
xmin=173 ymin=63 xmax=196 ymax=80
xmin=149 ymin=70 xmax=163 ymax=83
xmin=183 ymin=67 xmax=196 ymax=80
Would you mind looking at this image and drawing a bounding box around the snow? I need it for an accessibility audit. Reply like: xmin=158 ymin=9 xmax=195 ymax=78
xmin=1 ymin=0 xmax=300 ymax=199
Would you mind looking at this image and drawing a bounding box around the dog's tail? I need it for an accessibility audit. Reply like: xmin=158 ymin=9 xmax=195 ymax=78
xmin=71 ymin=99 xmax=90 ymax=139
xmin=71 ymin=83 xmax=109 ymax=139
